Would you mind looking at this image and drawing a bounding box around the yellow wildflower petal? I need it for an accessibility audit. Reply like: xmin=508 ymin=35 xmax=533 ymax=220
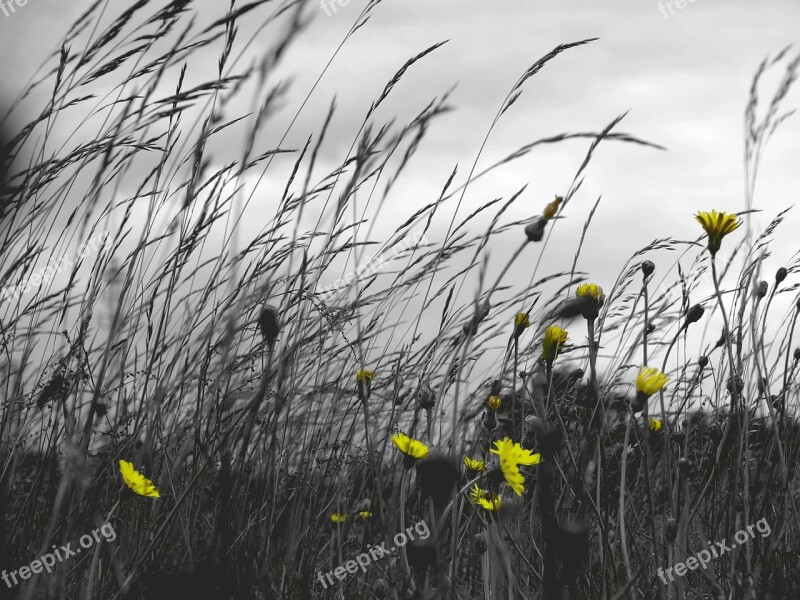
xmin=542 ymin=325 xmax=569 ymax=362
xmin=576 ymin=283 xmax=605 ymax=302
xmin=119 ymin=460 xmax=160 ymax=498
xmin=464 ymin=456 xmax=486 ymax=471
xmin=695 ymin=210 xmax=740 ymax=256
xmin=391 ymin=432 xmax=429 ymax=459
xmin=636 ymin=366 xmax=669 ymax=397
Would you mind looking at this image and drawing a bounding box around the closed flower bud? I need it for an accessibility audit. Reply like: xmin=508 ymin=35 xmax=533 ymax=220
xmin=756 ymin=280 xmax=768 ymax=299
xmin=93 ymin=400 xmax=108 ymax=417
xmin=776 ymin=267 xmax=788 ymax=284
xmin=641 ymin=260 xmax=655 ymax=278
xmin=684 ymin=304 xmax=705 ymax=327
xmin=474 ymin=532 xmax=488 ymax=554
xmin=524 ymin=217 xmax=547 ymax=242
xmin=463 ymin=302 xmax=491 ymax=336
xmin=727 ymin=375 xmax=744 ymax=395
xmin=646 ymin=322 xmax=655 ymax=334
xmin=543 ymin=195 xmax=563 ymax=220
xmin=666 ymin=518 xmax=677 ymax=542
xmin=258 ymin=306 xmax=280 ymax=347
xmin=416 ymin=382 xmax=436 ymax=410
xmin=795 ymin=348 xmax=800 ymax=362
xmin=698 ymin=355 xmax=709 ymax=369
xmin=490 ymin=379 xmax=503 ymax=396
xmin=678 ymin=457 xmax=694 ymax=476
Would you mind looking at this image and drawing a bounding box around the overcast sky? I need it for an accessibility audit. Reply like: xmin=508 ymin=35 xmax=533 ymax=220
xmin=2 ymin=0 xmax=799 ymax=382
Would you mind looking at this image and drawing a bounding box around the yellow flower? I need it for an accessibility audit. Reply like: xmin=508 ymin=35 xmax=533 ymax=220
xmin=487 ymin=395 xmax=502 ymax=411
xmin=543 ymin=195 xmax=563 ymax=220
xmin=464 ymin=456 xmax=486 ymax=471
xmin=468 ymin=484 xmax=501 ymax=511
xmin=331 ymin=512 xmax=348 ymax=523
xmin=469 ymin=484 xmax=487 ymax=503
xmin=514 ymin=312 xmax=530 ymax=329
xmin=490 ymin=437 xmax=540 ymax=496
xmin=358 ymin=511 xmax=372 ymax=519
xmin=391 ymin=432 xmax=429 ymax=459
xmin=542 ymin=325 xmax=568 ymax=362
xmin=576 ymin=283 xmax=604 ymax=302
xmin=649 ymin=417 xmax=662 ymax=432
xmin=119 ymin=460 xmax=160 ymax=498
xmin=356 ymin=369 xmax=375 ymax=383
xmin=695 ymin=210 xmax=741 ymax=256
xmin=636 ymin=366 xmax=669 ymax=398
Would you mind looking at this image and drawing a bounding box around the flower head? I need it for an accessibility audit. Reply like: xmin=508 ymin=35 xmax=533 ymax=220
xmin=391 ymin=432 xmax=429 ymax=459
xmin=469 ymin=484 xmax=502 ymax=511
xmin=119 ymin=460 xmax=160 ymax=498
xmin=464 ymin=456 xmax=486 ymax=471
xmin=487 ymin=395 xmax=502 ymax=411
xmin=356 ymin=369 xmax=375 ymax=384
xmin=331 ymin=512 xmax=348 ymax=523
xmin=649 ymin=417 xmax=662 ymax=432
xmin=513 ymin=312 xmax=531 ymax=340
xmin=636 ymin=366 xmax=669 ymax=398
xmin=574 ymin=283 xmax=605 ymax=320
xmin=358 ymin=511 xmax=372 ymax=519
xmin=543 ymin=195 xmax=563 ymax=220
xmin=542 ymin=325 xmax=569 ymax=363
xmin=695 ymin=210 xmax=741 ymax=256
xmin=490 ymin=437 xmax=541 ymax=496
xmin=576 ymin=283 xmax=604 ymax=302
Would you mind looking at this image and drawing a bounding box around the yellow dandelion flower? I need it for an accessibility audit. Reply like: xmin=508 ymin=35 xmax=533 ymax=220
xmin=469 ymin=484 xmax=487 ymax=504
xmin=514 ymin=312 xmax=530 ymax=328
xmin=478 ymin=494 xmax=502 ymax=511
xmin=468 ymin=484 xmax=501 ymax=510
xmin=649 ymin=417 xmax=662 ymax=432
xmin=542 ymin=325 xmax=569 ymax=362
xmin=358 ymin=511 xmax=372 ymax=519
xmin=576 ymin=283 xmax=604 ymax=302
xmin=490 ymin=437 xmax=540 ymax=496
xmin=487 ymin=395 xmax=502 ymax=411
xmin=356 ymin=369 xmax=375 ymax=383
xmin=391 ymin=432 xmax=429 ymax=459
xmin=516 ymin=448 xmax=541 ymax=466
xmin=695 ymin=210 xmax=741 ymax=256
xmin=543 ymin=195 xmax=563 ymax=220
xmin=636 ymin=366 xmax=669 ymax=398
xmin=464 ymin=456 xmax=486 ymax=471
xmin=331 ymin=512 xmax=348 ymax=523
xmin=119 ymin=460 xmax=160 ymax=498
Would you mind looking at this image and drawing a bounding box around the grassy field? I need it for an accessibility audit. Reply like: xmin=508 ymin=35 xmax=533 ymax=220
xmin=1 ymin=1 xmax=799 ymax=599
